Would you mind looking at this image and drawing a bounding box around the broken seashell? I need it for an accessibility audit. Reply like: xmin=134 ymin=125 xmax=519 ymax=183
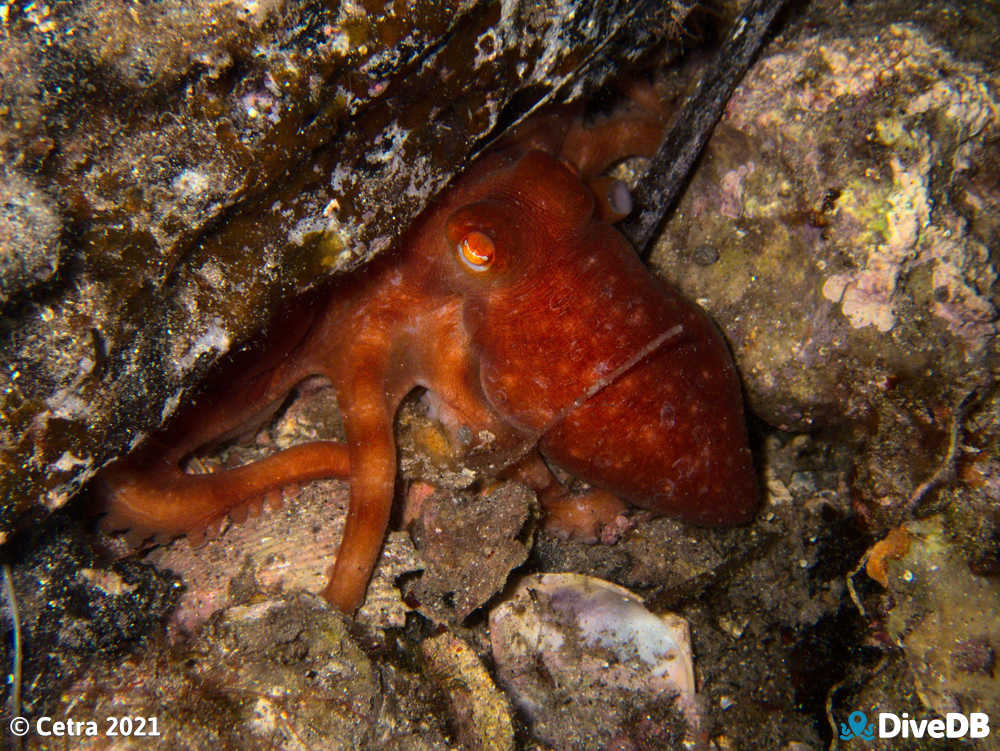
xmin=489 ymin=573 xmax=703 ymax=750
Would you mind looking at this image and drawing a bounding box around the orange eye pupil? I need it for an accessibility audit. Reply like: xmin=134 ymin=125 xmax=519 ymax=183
xmin=458 ymin=231 xmax=495 ymax=269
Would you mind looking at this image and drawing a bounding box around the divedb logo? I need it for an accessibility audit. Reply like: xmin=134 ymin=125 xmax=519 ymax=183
xmin=839 ymin=710 xmax=991 ymax=741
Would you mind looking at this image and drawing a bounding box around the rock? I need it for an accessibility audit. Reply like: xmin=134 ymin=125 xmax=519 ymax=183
xmin=0 ymin=168 xmax=61 ymax=308
xmin=421 ymin=631 xmax=515 ymax=751
xmin=0 ymin=511 xmax=181 ymax=718
xmin=652 ymin=0 xmax=1000 ymax=528
xmin=406 ymin=481 xmax=537 ymax=623
xmin=32 ymin=593 xmax=455 ymax=750
xmin=656 ymin=6 xmax=999 ymax=434
xmin=864 ymin=516 xmax=1000 ymax=719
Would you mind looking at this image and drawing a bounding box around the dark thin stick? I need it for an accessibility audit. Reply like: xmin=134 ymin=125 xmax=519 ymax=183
xmin=620 ymin=0 xmax=791 ymax=257
xmin=3 ymin=563 xmax=23 ymax=751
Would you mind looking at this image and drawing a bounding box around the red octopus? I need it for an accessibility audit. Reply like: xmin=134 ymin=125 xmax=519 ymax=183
xmin=97 ymin=105 xmax=758 ymax=613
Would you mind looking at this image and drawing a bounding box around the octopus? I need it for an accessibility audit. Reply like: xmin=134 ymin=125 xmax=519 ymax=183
xmin=97 ymin=101 xmax=758 ymax=614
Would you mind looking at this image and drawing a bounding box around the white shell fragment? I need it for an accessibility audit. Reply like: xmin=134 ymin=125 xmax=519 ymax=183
xmin=489 ymin=573 xmax=702 ymax=749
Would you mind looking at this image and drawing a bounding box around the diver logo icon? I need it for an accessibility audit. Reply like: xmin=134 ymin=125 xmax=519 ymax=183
xmin=840 ymin=711 xmax=875 ymax=741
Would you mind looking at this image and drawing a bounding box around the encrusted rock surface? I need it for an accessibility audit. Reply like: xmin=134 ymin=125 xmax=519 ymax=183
xmin=405 ymin=481 xmax=537 ymax=623
xmin=30 ymin=594 xmax=455 ymax=750
xmin=653 ymin=1 xmax=999 ymax=532
xmin=865 ymin=516 xmax=1000 ymax=719
xmin=0 ymin=511 xmax=182 ymax=720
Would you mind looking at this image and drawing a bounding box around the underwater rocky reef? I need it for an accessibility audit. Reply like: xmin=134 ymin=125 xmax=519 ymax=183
xmin=1 ymin=0 xmax=998 ymax=749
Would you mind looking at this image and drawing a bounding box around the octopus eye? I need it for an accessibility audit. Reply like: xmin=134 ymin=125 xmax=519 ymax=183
xmin=457 ymin=230 xmax=495 ymax=271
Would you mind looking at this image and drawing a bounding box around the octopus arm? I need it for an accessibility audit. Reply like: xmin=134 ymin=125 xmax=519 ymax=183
xmin=322 ymin=342 xmax=409 ymax=612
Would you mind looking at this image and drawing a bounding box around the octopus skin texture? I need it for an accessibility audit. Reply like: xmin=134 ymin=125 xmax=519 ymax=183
xmin=96 ymin=113 xmax=758 ymax=614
